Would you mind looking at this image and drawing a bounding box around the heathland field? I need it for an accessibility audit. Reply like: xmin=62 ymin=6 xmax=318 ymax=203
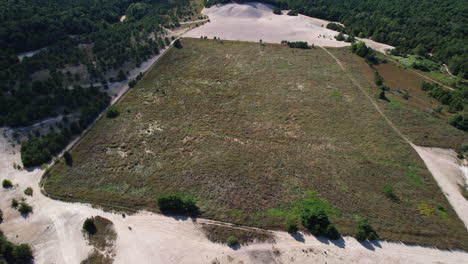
xmin=44 ymin=38 xmax=467 ymax=249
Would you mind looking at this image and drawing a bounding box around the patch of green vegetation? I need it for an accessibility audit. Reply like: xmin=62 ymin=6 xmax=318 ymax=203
xmin=390 ymin=55 xmax=440 ymax=72
xmin=418 ymin=202 xmax=434 ymax=216
xmin=329 ymin=89 xmax=343 ymax=99
xmin=406 ymin=170 xmax=424 ymax=187
xmin=388 ymin=101 xmax=401 ymax=108
xmin=436 ymin=206 xmax=449 ymax=222
xmin=229 ymin=209 xmax=244 ymax=216
xmin=275 ymin=62 xmax=293 ymax=70
xmin=266 ymin=208 xmax=286 ymax=217
xmin=291 ymin=191 xmax=340 ymax=218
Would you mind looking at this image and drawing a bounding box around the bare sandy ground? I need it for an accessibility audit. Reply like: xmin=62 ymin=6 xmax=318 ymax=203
xmin=412 ymin=145 xmax=468 ymax=228
xmin=183 ymin=2 xmax=394 ymax=53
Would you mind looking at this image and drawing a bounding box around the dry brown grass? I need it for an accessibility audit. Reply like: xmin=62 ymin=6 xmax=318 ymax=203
xmin=45 ymin=39 xmax=468 ymax=249
xmin=199 ymin=223 xmax=275 ymax=245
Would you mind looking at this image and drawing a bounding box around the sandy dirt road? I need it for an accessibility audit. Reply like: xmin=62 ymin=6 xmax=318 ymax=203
xmin=184 ymin=2 xmax=394 ymax=53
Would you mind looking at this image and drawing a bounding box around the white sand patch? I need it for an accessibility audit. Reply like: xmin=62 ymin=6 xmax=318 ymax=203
xmin=17 ymin=47 xmax=48 ymax=61
xmin=184 ymin=2 xmax=393 ymax=53
xmin=1 ymin=130 xmax=467 ymax=263
xmin=120 ymin=15 xmax=126 ymax=22
xmin=412 ymin=145 xmax=468 ymax=228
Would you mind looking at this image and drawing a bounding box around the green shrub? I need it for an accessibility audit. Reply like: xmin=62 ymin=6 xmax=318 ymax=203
xmin=383 ymin=184 xmax=396 ymax=199
xmin=457 ymin=154 xmax=464 ymax=159
xmin=301 ymin=208 xmax=330 ymax=235
xmin=462 ymin=144 xmax=468 ymax=152
xmin=273 ymin=8 xmax=281 ymax=15
xmin=226 ymin=236 xmax=239 ymax=247
xmin=300 ymin=207 xmax=340 ymax=239
xmin=83 ymin=218 xmax=97 ymax=234
xmin=156 ymin=194 xmax=199 ymax=216
xmin=106 ymin=105 xmax=120 ymax=118
xmin=287 ymin=10 xmax=298 ymax=16
xmin=12 ymin=244 xmax=33 ymax=263
xmin=0 ymin=209 xmax=3 ymax=223
xmin=355 ymin=218 xmax=378 ymax=241
xmin=335 ymin=32 xmax=345 ymax=41
xmin=11 ymin=199 xmax=19 ymax=208
xmin=174 ymin=39 xmax=182 ymax=49
xmin=0 ymin=232 xmax=33 ymax=264
xmin=286 ymin=219 xmax=298 ymax=233
xmin=18 ymin=203 xmax=32 ymax=215
xmin=63 ymin=151 xmax=73 ymax=166
xmin=2 ymin=179 xmax=12 ymax=188
xmin=449 ymin=114 xmax=468 ymax=132
xmin=24 ymin=187 xmax=33 ymax=196
xmin=325 ymin=224 xmax=340 ymax=240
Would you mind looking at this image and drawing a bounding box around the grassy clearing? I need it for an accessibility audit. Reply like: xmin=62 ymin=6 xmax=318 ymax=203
xmin=45 ymin=39 xmax=467 ymax=249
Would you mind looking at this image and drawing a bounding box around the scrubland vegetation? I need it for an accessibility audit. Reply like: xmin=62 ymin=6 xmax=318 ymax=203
xmin=45 ymin=39 xmax=468 ymax=249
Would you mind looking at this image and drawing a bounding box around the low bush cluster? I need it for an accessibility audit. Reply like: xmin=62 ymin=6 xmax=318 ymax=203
xmin=18 ymin=203 xmax=33 ymax=216
xmin=351 ymin=41 xmax=378 ymax=65
xmin=24 ymin=187 xmax=33 ymax=196
xmin=273 ymin=8 xmax=282 ymax=15
xmin=2 ymin=179 xmax=12 ymax=189
xmin=106 ymin=105 xmax=120 ymax=118
xmin=284 ymin=41 xmax=310 ymax=49
xmin=300 ymin=208 xmax=340 ymax=239
xmin=83 ymin=218 xmax=97 ymax=235
xmin=355 ymin=218 xmax=378 ymax=241
xmin=285 ymin=219 xmax=298 ymax=233
xmin=226 ymin=236 xmax=239 ymax=247
xmin=156 ymin=194 xmax=199 ymax=216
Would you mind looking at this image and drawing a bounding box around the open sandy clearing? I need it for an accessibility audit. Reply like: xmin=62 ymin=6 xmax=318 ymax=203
xmin=183 ymin=2 xmax=394 ymax=53
xmin=0 ymin=132 xmax=467 ymax=263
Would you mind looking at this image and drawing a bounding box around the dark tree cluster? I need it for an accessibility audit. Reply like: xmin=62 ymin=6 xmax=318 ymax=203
xmin=285 ymin=41 xmax=310 ymax=49
xmin=1 ymin=0 xmax=194 ymax=167
xmin=1 ymin=0 xmax=192 ymax=127
xmin=421 ymin=81 xmax=467 ymax=113
xmin=300 ymin=208 xmax=340 ymax=239
xmin=157 ymin=194 xmax=199 ymax=216
xmin=351 ymin=41 xmax=377 ymax=65
xmin=0 ymin=231 xmax=33 ymax=264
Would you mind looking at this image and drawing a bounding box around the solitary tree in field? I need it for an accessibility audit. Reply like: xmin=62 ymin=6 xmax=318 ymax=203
xmin=174 ymin=39 xmax=182 ymax=49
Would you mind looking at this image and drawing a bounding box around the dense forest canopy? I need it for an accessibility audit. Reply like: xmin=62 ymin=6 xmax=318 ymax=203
xmin=0 ymin=0 xmax=195 ymax=167
xmin=205 ymin=0 xmax=468 ymax=78
xmin=0 ymin=0 xmax=192 ymax=127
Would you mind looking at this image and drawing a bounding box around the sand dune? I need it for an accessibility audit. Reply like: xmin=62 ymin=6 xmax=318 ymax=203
xmin=184 ymin=2 xmax=394 ymax=53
